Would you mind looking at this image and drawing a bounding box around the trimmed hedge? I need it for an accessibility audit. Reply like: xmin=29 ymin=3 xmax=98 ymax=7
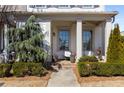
xmin=78 ymin=62 xmax=124 ymax=77
xmin=0 ymin=64 xmax=12 ymax=78
xmin=12 ymin=62 xmax=47 ymax=77
xmin=78 ymin=56 xmax=98 ymax=62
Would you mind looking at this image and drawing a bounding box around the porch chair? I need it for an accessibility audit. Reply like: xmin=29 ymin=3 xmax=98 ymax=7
xmin=64 ymin=51 xmax=71 ymax=60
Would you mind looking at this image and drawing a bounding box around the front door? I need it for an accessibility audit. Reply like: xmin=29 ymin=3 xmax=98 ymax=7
xmin=83 ymin=30 xmax=92 ymax=56
xmin=57 ymin=28 xmax=70 ymax=59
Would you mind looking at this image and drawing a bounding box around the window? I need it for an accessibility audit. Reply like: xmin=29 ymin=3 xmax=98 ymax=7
xmin=16 ymin=22 xmax=25 ymax=28
xmin=59 ymin=29 xmax=69 ymax=50
xmin=35 ymin=5 xmax=47 ymax=8
xmin=29 ymin=5 xmax=96 ymax=9
xmin=0 ymin=5 xmax=3 ymax=8
xmin=55 ymin=5 xmax=71 ymax=9
xmin=29 ymin=5 xmax=35 ymax=8
xmin=76 ymin=5 xmax=94 ymax=8
xmin=94 ymin=5 xmax=100 ymax=8
xmin=83 ymin=31 xmax=92 ymax=52
xmin=29 ymin=5 xmax=47 ymax=9
xmin=29 ymin=5 xmax=71 ymax=9
xmin=70 ymin=5 xmax=75 ymax=8
xmin=47 ymin=5 xmax=52 ymax=8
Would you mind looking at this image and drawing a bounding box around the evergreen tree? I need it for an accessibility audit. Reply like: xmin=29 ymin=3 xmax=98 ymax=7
xmin=120 ymin=35 xmax=124 ymax=62
xmin=107 ymin=30 xmax=113 ymax=62
xmin=107 ymin=24 xmax=121 ymax=63
xmin=7 ymin=15 xmax=47 ymax=62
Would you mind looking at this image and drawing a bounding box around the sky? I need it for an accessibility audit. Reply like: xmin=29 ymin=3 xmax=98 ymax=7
xmin=106 ymin=5 xmax=124 ymax=31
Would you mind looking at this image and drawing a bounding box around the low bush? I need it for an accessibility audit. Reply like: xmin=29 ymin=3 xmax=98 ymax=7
xmin=12 ymin=62 xmax=47 ymax=77
xmin=0 ymin=64 xmax=12 ymax=78
xmin=78 ymin=56 xmax=98 ymax=62
xmin=78 ymin=62 xmax=124 ymax=77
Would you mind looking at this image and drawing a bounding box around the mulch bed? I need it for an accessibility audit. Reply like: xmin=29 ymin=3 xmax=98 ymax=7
xmin=0 ymin=71 xmax=52 ymax=87
xmin=72 ymin=63 xmax=124 ymax=84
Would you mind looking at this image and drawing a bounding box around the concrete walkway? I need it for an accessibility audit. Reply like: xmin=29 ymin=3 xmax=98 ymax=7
xmin=47 ymin=61 xmax=80 ymax=87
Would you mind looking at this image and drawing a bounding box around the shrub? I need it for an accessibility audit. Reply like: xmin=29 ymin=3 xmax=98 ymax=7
xmin=12 ymin=62 xmax=47 ymax=77
xmin=95 ymin=63 xmax=114 ymax=76
xmin=78 ymin=62 xmax=91 ymax=76
xmin=28 ymin=63 xmax=47 ymax=77
xmin=0 ymin=64 xmax=12 ymax=78
xmin=96 ymin=63 xmax=124 ymax=76
xmin=12 ymin=62 xmax=28 ymax=77
xmin=78 ymin=62 xmax=124 ymax=77
xmin=78 ymin=56 xmax=98 ymax=62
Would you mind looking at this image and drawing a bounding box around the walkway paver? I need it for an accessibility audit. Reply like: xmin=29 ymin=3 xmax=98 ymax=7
xmin=47 ymin=61 xmax=80 ymax=87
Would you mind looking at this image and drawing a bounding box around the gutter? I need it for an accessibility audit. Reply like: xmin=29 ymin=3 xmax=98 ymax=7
xmin=111 ymin=11 xmax=118 ymax=23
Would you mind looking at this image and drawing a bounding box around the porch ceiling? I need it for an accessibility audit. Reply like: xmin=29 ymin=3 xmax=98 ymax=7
xmin=85 ymin=21 xmax=102 ymax=26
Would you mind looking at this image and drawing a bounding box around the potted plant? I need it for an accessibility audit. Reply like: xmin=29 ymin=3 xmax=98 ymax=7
xmin=96 ymin=47 xmax=102 ymax=61
xmin=70 ymin=52 xmax=76 ymax=63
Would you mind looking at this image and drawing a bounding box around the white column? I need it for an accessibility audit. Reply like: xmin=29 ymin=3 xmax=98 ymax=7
xmin=76 ymin=19 xmax=82 ymax=62
xmin=4 ymin=24 xmax=8 ymax=51
xmin=47 ymin=21 xmax=52 ymax=57
xmin=104 ymin=19 xmax=112 ymax=62
xmin=70 ymin=23 xmax=76 ymax=53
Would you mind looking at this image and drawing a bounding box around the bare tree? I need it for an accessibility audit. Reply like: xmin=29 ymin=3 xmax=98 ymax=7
xmin=0 ymin=5 xmax=18 ymax=63
xmin=0 ymin=5 xmax=17 ymax=27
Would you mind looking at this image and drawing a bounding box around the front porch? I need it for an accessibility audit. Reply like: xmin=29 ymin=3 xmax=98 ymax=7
xmin=50 ymin=20 xmax=111 ymax=61
xmin=32 ymin=12 xmax=116 ymax=62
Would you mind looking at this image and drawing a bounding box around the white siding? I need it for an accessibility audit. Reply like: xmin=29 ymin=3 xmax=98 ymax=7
xmin=52 ymin=24 xmax=58 ymax=55
xmin=39 ymin=21 xmax=52 ymax=56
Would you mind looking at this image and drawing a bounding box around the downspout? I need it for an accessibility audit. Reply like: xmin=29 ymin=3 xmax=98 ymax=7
xmin=112 ymin=16 xmax=115 ymax=23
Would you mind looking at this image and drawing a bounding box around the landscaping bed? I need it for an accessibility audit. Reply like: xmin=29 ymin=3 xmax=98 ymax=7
xmin=78 ymin=62 xmax=124 ymax=76
xmin=0 ymin=62 xmax=48 ymax=77
xmin=0 ymin=62 xmax=52 ymax=87
xmin=0 ymin=71 xmax=51 ymax=87
xmin=72 ymin=63 xmax=124 ymax=87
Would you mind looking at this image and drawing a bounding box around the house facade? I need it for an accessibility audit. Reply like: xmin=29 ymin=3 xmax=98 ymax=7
xmin=0 ymin=5 xmax=118 ymax=62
